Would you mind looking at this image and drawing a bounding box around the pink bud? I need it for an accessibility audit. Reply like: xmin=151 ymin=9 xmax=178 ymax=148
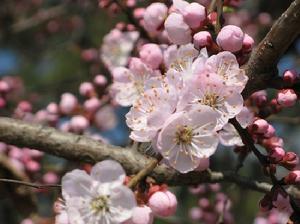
xmin=198 ymin=198 xmax=210 ymax=209
xmin=43 ymin=172 xmax=58 ymax=184
xmin=207 ymin=12 xmax=217 ymax=25
xmin=189 ymin=207 xmax=203 ymax=220
xmin=47 ymin=103 xmax=59 ymax=114
xmin=259 ymin=194 xmax=272 ymax=212
xmin=262 ymin=137 xmax=284 ymax=150
xmin=242 ymin=33 xmax=254 ymax=53
xmin=133 ymin=8 xmax=145 ymax=20
xmin=143 ymin=3 xmax=168 ymax=34
xmin=20 ymin=219 xmax=34 ymax=224
xmin=0 ymin=97 xmax=6 ymax=108
xmin=284 ymin=170 xmax=300 ymax=185
xmin=195 ymin=158 xmax=210 ymax=171
xmin=193 ymin=31 xmax=212 ymax=50
xmin=126 ymin=0 xmax=136 ymax=7
xmin=283 ymin=69 xmax=298 ymax=84
xmin=280 ymin=152 xmax=299 ymax=170
xmin=148 ymin=190 xmax=177 ymax=217
xmin=0 ymin=81 xmax=10 ymax=93
xmin=264 ymin=124 xmax=275 ymax=138
xmin=81 ymin=48 xmax=98 ymax=62
xmin=139 ymin=44 xmax=163 ymax=69
xmin=277 ymin=89 xmax=297 ymax=107
xmin=216 ymin=25 xmax=244 ymax=52
xmin=164 ymin=13 xmax=192 ymax=45
xmin=250 ymin=90 xmax=267 ymax=106
xmin=9 ymin=146 xmax=23 ymax=159
xmin=26 ymin=160 xmax=41 ymax=172
xmin=84 ymin=97 xmax=101 ymax=112
xmin=93 ymin=74 xmax=107 ymax=86
xmin=70 ymin=115 xmax=89 ymax=133
xmin=125 ymin=206 xmax=153 ymax=224
xmin=59 ymin=93 xmax=78 ymax=114
xmin=252 ymin=119 xmax=269 ymax=134
xmin=18 ymin=101 xmax=32 ymax=112
xmin=182 ymin=3 xmax=206 ymax=29
xmin=269 ymin=147 xmax=285 ymax=163
xmin=79 ymin=82 xmax=95 ymax=97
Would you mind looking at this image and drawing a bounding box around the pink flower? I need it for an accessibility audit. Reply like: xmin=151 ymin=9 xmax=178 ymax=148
xmin=284 ymin=170 xmax=300 ymax=185
xmin=179 ymin=75 xmax=243 ymax=129
xmin=283 ymin=69 xmax=297 ymax=84
xmin=252 ymin=119 xmax=269 ymax=134
xmin=277 ymin=89 xmax=297 ymax=107
xmin=84 ymin=97 xmax=101 ymax=112
xmin=93 ymin=74 xmax=108 ymax=86
xmin=193 ymin=31 xmax=212 ymax=50
xmin=139 ymin=44 xmax=163 ymax=69
xmin=143 ymin=3 xmax=168 ymax=34
xmin=204 ymin=51 xmax=248 ymax=92
xmin=43 ymin=171 xmax=59 ymax=184
xmin=126 ymin=86 xmax=177 ymax=142
xmin=242 ymin=33 xmax=254 ymax=52
xmin=269 ymin=147 xmax=285 ymax=163
xmin=182 ymin=2 xmax=206 ymax=29
xmin=218 ymin=123 xmax=243 ymax=147
xmin=164 ymin=13 xmax=192 ymax=45
xmin=156 ymin=107 xmax=219 ymax=173
xmin=236 ymin=106 xmax=254 ymax=128
xmin=59 ymin=93 xmax=78 ymax=115
xmin=148 ymin=190 xmax=177 ymax=217
xmin=94 ymin=105 xmax=117 ymax=131
xmin=216 ymin=25 xmax=244 ymax=52
xmin=124 ymin=206 xmax=153 ymax=224
xmin=111 ymin=58 xmax=160 ymax=106
xmin=61 ymin=160 xmax=136 ymax=223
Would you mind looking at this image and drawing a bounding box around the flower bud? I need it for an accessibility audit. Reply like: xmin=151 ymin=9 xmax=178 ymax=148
xmin=283 ymin=69 xmax=298 ymax=84
xmin=252 ymin=119 xmax=269 ymax=134
xmin=216 ymin=25 xmax=244 ymax=52
xmin=277 ymin=89 xmax=297 ymax=107
xmin=198 ymin=198 xmax=210 ymax=209
xmin=18 ymin=101 xmax=32 ymax=112
xmin=125 ymin=206 xmax=153 ymax=224
xmin=280 ymin=152 xmax=299 ymax=170
xmin=59 ymin=93 xmax=78 ymax=115
xmin=139 ymin=44 xmax=163 ymax=69
xmin=284 ymin=170 xmax=300 ymax=185
xmin=242 ymin=33 xmax=254 ymax=53
xmin=43 ymin=171 xmax=58 ymax=184
xmin=193 ymin=31 xmax=212 ymax=50
xmin=262 ymin=137 xmax=283 ymax=150
xmin=182 ymin=3 xmax=206 ymax=29
xmin=70 ymin=115 xmax=89 ymax=133
xmin=0 ymin=81 xmax=10 ymax=93
xmin=189 ymin=207 xmax=203 ymax=220
xmin=79 ymin=82 xmax=95 ymax=97
xmin=250 ymin=90 xmax=267 ymax=106
xmin=264 ymin=124 xmax=275 ymax=138
xmin=164 ymin=13 xmax=192 ymax=45
xmin=94 ymin=74 xmax=107 ymax=86
xmin=143 ymin=3 xmax=168 ymax=34
xmin=84 ymin=97 xmax=101 ymax=112
xmin=269 ymin=147 xmax=285 ymax=163
xmin=148 ymin=190 xmax=177 ymax=217
xmin=259 ymin=194 xmax=272 ymax=212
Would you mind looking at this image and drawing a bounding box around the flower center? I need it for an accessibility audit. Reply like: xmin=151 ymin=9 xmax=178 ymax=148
xmin=199 ymin=93 xmax=219 ymax=109
xmin=175 ymin=126 xmax=193 ymax=145
xmin=170 ymin=59 xmax=188 ymax=72
xmin=90 ymin=195 xmax=110 ymax=213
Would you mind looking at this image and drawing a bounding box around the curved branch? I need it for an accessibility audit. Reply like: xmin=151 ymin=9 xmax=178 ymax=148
xmin=0 ymin=117 xmax=299 ymax=198
xmin=242 ymin=0 xmax=300 ymax=98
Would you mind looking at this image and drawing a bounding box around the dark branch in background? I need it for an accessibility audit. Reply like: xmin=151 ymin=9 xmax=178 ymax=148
xmin=0 ymin=178 xmax=61 ymax=189
xmin=12 ymin=5 xmax=65 ymax=33
xmin=242 ymin=0 xmax=300 ymax=99
xmin=0 ymin=117 xmax=299 ymax=198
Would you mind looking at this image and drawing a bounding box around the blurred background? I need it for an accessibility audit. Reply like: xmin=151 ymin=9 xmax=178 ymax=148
xmin=0 ymin=0 xmax=299 ymax=223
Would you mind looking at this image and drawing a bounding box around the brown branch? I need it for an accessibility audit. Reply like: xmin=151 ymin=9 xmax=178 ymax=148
xmin=12 ymin=5 xmax=65 ymax=33
xmin=0 ymin=178 xmax=61 ymax=189
xmin=0 ymin=117 xmax=299 ymax=199
xmin=242 ymin=0 xmax=300 ymax=99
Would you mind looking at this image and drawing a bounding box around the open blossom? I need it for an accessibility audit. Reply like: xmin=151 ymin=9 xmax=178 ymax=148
xmin=111 ymin=58 xmax=160 ymax=106
xmin=155 ymin=107 xmax=219 ymax=173
xmin=218 ymin=123 xmax=243 ymax=147
xmin=126 ymin=84 xmax=177 ymax=142
xmin=178 ymin=75 xmax=243 ymax=129
xmin=61 ymin=160 xmax=136 ymax=224
xmin=204 ymin=51 xmax=248 ymax=92
xmin=101 ymin=29 xmax=139 ymax=70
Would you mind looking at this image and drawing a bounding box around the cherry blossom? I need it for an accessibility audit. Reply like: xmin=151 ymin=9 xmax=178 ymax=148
xmin=155 ymin=107 xmax=219 ymax=173
xmin=61 ymin=160 xmax=136 ymax=224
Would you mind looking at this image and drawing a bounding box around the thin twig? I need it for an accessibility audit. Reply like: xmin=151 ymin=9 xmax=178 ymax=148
xmin=0 ymin=178 xmax=61 ymax=189
xmin=215 ymin=0 xmax=224 ymax=33
xmin=208 ymin=0 xmax=218 ymax=13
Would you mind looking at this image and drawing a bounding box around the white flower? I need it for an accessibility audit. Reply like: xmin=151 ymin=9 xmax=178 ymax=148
xmin=111 ymin=58 xmax=160 ymax=106
xmin=61 ymin=160 xmax=136 ymax=224
xmin=101 ymin=29 xmax=139 ymax=70
xmin=218 ymin=123 xmax=243 ymax=147
xmin=155 ymin=106 xmax=219 ymax=173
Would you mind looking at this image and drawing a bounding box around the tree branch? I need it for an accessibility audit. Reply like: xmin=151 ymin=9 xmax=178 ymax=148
xmin=242 ymin=0 xmax=300 ymax=99
xmin=0 ymin=117 xmax=299 ymax=198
